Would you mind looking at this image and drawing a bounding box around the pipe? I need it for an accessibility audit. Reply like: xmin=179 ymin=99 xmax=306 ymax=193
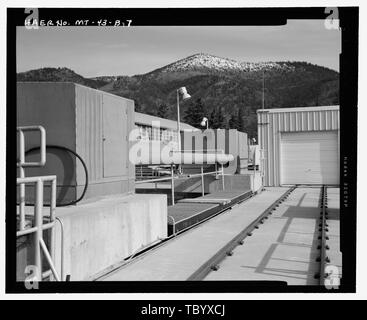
xmin=132 ymin=152 xmax=234 ymax=166
xmin=201 ymin=165 xmax=205 ymax=197
xmin=34 ymin=179 xmax=43 ymax=281
xmin=221 ymin=163 xmax=225 ymax=190
xmin=17 ymin=126 xmax=46 ymax=167
xmin=16 ymin=221 xmax=55 ymax=237
xmin=40 ymin=238 xmax=61 ymax=281
xmin=50 ymin=178 xmax=57 ymax=280
xmin=171 ymin=164 xmax=175 ymax=206
xmin=55 ymin=217 xmax=65 ymax=281
xmin=19 ymin=130 xmax=25 ymax=231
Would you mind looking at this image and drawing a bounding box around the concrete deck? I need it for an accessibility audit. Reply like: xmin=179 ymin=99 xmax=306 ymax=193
xmin=99 ymin=187 xmax=289 ymax=281
xmin=205 ymin=187 xmax=340 ymax=285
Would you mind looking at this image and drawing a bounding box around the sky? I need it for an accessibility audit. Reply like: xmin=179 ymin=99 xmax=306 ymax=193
xmin=17 ymin=20 xmax=341 ymax=77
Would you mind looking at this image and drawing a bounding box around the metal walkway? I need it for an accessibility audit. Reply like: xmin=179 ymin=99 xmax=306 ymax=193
xmin=168 ymin=190 xmax=253 ymax=235
xmin=98 ymin=187 xmax=288 ymax=281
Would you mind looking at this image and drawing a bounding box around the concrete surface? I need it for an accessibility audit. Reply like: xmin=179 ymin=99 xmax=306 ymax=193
xmin=99 ymin=187 xmax=288 ymax=281
xmin=205 ymin=187 xmax=332 ymax=285
xmin=17 ymin=193 xmax=167 ymax=281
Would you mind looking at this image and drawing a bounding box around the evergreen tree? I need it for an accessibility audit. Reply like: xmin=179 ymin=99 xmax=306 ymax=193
xmin=157 ymin=103 xmax=169 ymax=118
xmin=134 ymin=100 xmax=142 ymax=113
xmin=210 ymin=107 xmax=225 ymax=129
xmin=216 ymin=107 xmax=225 ymax=128
xmin=209 ymin=108 xmax=217 ymax=128
xmin=183 ymin=98 xmax=206 ymax=128
xmin=228 ymin=113 xmax=238 ymax=129
xmin=237 ymin=106 xmax=245 ymax=132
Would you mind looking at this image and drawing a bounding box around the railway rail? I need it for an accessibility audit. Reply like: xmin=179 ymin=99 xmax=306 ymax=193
xmin=187 ymin=186 xmax=296 ymax=280
xmin=315 ymin=185 xmax=331 ymax=285
xmin=98 ymin=185 xmax=339 ymax=284
xmin=188 ymin=185 xmax=336 ymax=286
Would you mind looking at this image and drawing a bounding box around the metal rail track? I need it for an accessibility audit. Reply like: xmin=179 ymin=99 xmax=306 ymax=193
xmin=315 ymin=185 xmax=330 ymax=285
xmin=187 ymin=186 xmax=297 ymax=281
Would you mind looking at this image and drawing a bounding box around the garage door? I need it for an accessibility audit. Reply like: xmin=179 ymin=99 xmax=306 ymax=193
xmin=280 ymin=131 xmax=339 ymax=185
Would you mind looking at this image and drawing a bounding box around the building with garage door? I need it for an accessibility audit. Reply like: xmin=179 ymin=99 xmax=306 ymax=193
xmin=257 ymin=106 xmax=339 ymax=186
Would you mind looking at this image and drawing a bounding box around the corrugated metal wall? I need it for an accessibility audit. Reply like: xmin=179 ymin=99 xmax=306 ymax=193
xmin=75 ymin=85 xmax=104 ymax=183
xmin=17 ymin=82 xmax=136 ymax=202
xmin=75 ymin=84 xmax=135 ymax=186
xmin=257 ymin=106 xmax=340 ymax=186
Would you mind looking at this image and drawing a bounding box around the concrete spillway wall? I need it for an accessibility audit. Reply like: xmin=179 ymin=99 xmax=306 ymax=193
xmin=17 ymin=193 xmax=167 ymax=281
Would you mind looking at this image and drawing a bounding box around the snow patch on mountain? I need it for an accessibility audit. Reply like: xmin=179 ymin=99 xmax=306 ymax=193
xmin=159 ymin=53 xmax=295 ymax=74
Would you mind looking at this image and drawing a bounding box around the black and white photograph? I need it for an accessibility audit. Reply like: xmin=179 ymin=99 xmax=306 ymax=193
xmin=2 ymin=1 xmax=363 ymax=302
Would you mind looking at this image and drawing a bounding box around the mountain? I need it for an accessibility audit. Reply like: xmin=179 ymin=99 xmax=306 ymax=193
xmin=145 ymin=53 xmax=295 ymax=76
xmin=17 ymin=67 xmax=110 ymax=89
xmin=17 ymin=54 xmax=339 ymax=138
xmin=89 ymin=75 xmax=119 ymax=83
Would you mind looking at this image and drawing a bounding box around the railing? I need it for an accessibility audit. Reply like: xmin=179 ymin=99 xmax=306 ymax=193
xmin=135 ymin=163 xmax=225 ymax=206
xmin=17 ymin=126 xmax=46 ymax=230
xmin=135 ymin=165 xmax=170 ymax=180
xmin=17 ymin=176 xmax=60 ymax=281
xmin=17 ymin=125 xmax=60 ymax=281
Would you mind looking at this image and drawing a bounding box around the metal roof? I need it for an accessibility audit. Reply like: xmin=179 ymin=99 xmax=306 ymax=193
xmin=135 ymin=112 xmax=198 ymax=131
xmin=17 ymin=82 xmax=197 ymax=131
xmin=257 ymin=105 xmax=339 ymax=113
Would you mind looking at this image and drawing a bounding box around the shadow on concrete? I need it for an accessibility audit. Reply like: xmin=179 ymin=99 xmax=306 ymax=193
xmin=246 ymin=190 xmax=324 ymax=285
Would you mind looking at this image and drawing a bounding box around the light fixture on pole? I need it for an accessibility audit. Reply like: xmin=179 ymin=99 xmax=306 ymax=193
xmin=176 ymin=87 xmax=191 ymax=152
xmin=201 ymin=117 xmax=209 ymax=129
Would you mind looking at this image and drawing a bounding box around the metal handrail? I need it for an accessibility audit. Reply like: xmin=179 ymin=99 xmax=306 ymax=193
xmin=55 ymin=217 xmax=65 ymax=281
xmin=17 ymin=126 xmax=46 ymax=167
xmin=173 ymin=149 xmax=225 ymax=154
xmin=17 ymin=176 xmax=60 ymax=281
xmin=17 ymin=126 xmax=46 ymax=231
xmin=135 ymin=163 xmax=225 ymax=206
xmin=17 ymin=125 xmax=61 ymax=281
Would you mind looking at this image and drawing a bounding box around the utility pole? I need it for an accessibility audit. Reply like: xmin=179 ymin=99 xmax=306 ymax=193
xmin=262 ymin=69 xmax=265 ymax=110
